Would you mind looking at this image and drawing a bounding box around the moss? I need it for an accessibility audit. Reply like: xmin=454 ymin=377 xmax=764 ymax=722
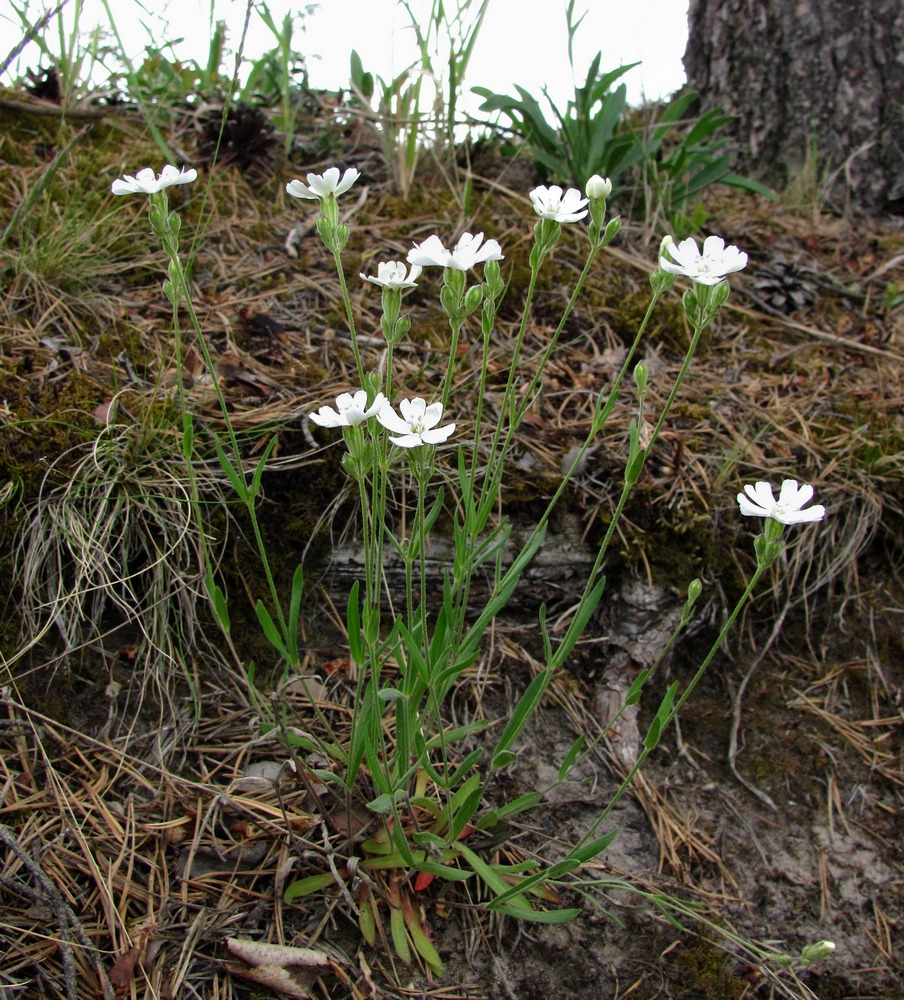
xmin=673 ymin=938 xmax=751 ymax=999
xmin=613 ymin=288 xmax=689 ymax=350
xmin=0 ymin=369 xmax=103 ymax=497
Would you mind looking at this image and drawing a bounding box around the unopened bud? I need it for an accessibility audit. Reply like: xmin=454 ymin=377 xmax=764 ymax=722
xmin=633 ymin=361 xmax=649 ymax=395
xmin=800 ymin=940 xmax=835 ymax=966
xmin=586 ymin=174 xmax=612 ymax=201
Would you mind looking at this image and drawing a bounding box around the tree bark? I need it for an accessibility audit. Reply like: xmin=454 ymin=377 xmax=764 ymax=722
xmin=683 ymin=0 xmax=904 ymax=214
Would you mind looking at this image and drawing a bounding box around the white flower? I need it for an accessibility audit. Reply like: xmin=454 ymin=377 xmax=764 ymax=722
xmin=377 ymin=397 xmax=455 ymax=448
xmin=407 ymin=232 xmax=504 ymax=272
xmin=286 ymin=167 xmax=360 ymax=201
xmin=659 ymin=235 xmax=748 ymax=286
xmin=737 ymin=480 xmax=826 ymax=525
xmin=530 ymin=184 xmax=589 ymax=223
xmin=585 ymin=174 xmax=613 ymax=200
xmin=310 ymin=390 xmax=387 ymax=428
xmin=360 ymin=260 xmax=422 ymax=288
xmin=111 ymin=165 xmax=197 ymax=196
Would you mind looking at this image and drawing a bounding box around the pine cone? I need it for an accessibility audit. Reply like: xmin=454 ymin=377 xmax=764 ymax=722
xmin=752 ymin=257 xmax=819 ymax=314
xmin=197 ymin=102 xmax=277 ymax=172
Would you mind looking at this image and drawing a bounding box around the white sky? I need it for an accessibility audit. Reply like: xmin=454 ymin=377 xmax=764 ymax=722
xmin=3 ymin=0 xmax=689 ymax=112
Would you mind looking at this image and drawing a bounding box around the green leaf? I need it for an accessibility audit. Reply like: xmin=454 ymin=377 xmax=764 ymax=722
xmin=572 ymin=829 xmax=619 ymax=863
xmin=404 ymin=907 xmax=443 ymax=974
xmin=390 ymin=907 xmax=411 ymax=963
xmin=644 ymin=680 xmax=679 ymax=749
xmin=255 ymin=600 xmax=289 ymax=661
xmin=557 ymin=735 xmax=586 ymax=782
xmin=624 ymin=668 xmax=651 ymax=706
xmin=457 ymin=524 xmax=546 ymax=668
xmin=552 ymin=574 xmax=606 ymax=668
xmin=250 ymin=435 xmax=278 ymax=499
xmin=492 ymin=903 xmax=583 ymax=923
xmin=284 ymin=872 xmax=335 ymax=901
xmin=477 ymin=791 xmax=543 ymax=828
xmin=721 ymin=172 xmax=777 ymax=198
xmin=213 ymin=437 xmax=248 ymax=500
xmin=205 ymin=570 xmax=230 ymax=633
xmin=287 ymin=563 xmax=304 ymax=664
xmin=492 ymin=668 xmax=549 ymax=769
xmin=453 ymin=843 xmax=536 ymax=917
xmin=377 ymin=687 xmax=407 ymax=702
xmin=346 ymin=581 xmax=363 ymax=666
xmin=181 ymin=412 xmax=193 ymax=462
xmin=367 ymin=789 xmax=406 ymax=815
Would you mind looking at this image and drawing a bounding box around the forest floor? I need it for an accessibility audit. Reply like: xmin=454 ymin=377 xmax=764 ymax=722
xmin=1 ymin=96 xmax=902 ymax=999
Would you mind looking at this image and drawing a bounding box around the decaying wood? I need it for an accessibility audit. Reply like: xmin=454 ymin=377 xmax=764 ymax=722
xmin=322 ymin=512 xmax=599 ymax=614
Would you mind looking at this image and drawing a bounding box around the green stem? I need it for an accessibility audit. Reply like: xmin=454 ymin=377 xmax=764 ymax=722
xmin=645 ymin=319 xmax=706 ymax=456
xmin=332 ymin=247 xmax=365 ymax=386
xmin=441 ymin=317 xmax=465 ymax=412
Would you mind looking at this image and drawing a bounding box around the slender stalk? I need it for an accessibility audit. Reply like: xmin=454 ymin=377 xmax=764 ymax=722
xmin=331 ymin=247 xmax=366 ymax=386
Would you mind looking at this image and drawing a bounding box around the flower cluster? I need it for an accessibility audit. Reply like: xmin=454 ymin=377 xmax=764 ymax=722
xmin=407 ymin=232 xmax=503 ymax=272
xmin=312 ymin=391 xmax=455 ymax=450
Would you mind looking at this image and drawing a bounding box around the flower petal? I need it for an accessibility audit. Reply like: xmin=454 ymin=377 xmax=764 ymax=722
xmin=746 ymin=482 xmax=776 ymax=508
xmin=737 ymin=493 xmax=769 ymax=517
xmin=286 ymin=179 xmax=318 ymax=200
xmin=386 ymin=433 xmax=423 ymax=448
xmin=422 ymin=423 xmax=456 ymax=444
xmin=377 ymin=404 xmax=411 ymax=435
xmin=701 ymin=235 xmax=726 ymax=256
xmin=783 ymin=504 xmax=826 ymax=524
xmin=334 ymin=167 xmax=360 ymax=195
xmin=421 ymin=401 xmax=444 ymax=431
xmin=407 ymin=235 xmax=450 ymax=268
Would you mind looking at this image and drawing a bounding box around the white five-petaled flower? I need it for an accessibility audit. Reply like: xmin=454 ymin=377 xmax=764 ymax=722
xmin=377 ymin=397 xmax=456 ymax=448
xmin=360 ymin=260 xmax=423 ymax=288
xmin=529 ymin=184 xmax=589 ymax=223
xmin=309 ymin=390 xmax=387 ymax=428
xmin=737 ymin=480 xmax=826 ymax=525
xmin=659 ymin=235 xmax=748 ymax=286
xmin=407 ymin=232 xmax=504 ymax=272
xmin=111 ymin=165 xmax=197 ymax=196
xmin=286 ymin=167 xmax=360 ymax=202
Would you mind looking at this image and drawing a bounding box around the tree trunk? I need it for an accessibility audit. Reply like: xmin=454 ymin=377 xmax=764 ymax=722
xmin=683 ymin=0 xmax=904 ymax=214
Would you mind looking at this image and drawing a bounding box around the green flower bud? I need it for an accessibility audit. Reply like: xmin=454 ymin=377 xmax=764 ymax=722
xmin=464 ymin=284 xmax=484 ymax=316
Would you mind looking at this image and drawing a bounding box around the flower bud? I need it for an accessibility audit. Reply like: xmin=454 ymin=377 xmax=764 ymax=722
xmin=633 ymin=361 xmax=649 ymax=395
xmin=682 ymin=578 xmax=703 ymax=623
xmin=464 ymin=284 xmax=484 ymax=316
xmin=586 ymin=174 xmax=612 ymax=201
xmin=363 ymin=370 xmax=383 ymax=401
xmin=800 ymin=940 xmax=835 ymax=966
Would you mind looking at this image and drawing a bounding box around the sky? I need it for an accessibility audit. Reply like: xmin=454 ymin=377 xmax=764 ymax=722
xmin=4 ymin=0 xmax=689 ymax=113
